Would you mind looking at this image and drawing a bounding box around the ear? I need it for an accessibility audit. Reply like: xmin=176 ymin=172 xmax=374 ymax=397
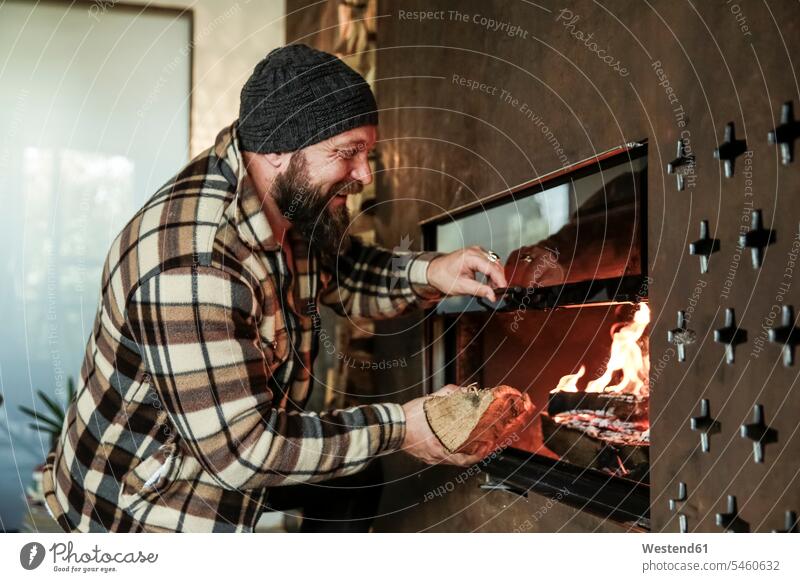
xmin=243 ymin=150 xmax=288 ymax=171
xmin=263 ymin=152 xmax=286 ymax=169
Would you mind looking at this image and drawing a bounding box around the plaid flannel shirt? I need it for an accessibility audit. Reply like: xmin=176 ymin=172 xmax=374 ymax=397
xmin=41 ymin=120 xmax=444 ymax=532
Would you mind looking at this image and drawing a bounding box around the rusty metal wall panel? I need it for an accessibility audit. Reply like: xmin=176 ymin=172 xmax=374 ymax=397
xmin=289 ymin=0 xmax=800 ymax=532
xmin=643 ymin=1 xmax=800 ymax=533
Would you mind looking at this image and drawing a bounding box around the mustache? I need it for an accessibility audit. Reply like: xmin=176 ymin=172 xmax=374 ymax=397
xmin=330 ymin=180 xmax=363 ymax=198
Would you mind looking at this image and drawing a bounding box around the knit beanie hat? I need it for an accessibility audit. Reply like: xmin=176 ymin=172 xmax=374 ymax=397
xmin=238 ymin=44 xmax=378 ymax=153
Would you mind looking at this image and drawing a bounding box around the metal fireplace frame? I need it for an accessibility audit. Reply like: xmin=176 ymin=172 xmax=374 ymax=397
xmin=420 ymin=141 xmax=651 ymax=528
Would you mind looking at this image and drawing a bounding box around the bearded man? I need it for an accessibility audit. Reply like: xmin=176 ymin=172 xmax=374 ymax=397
xmin=42 ymin=44 xmax=507 ymax=533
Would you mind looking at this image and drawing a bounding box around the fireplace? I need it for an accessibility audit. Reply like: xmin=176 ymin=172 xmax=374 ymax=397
xmin=422 ymin=142 xmax=651 ymax=527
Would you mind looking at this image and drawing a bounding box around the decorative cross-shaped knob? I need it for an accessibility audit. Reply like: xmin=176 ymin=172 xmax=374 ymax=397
xmin=772 ymin=510 xmax=799 ymax=533
xmin=716 ymin=495 xmax=750 ymax=533
xmin=714 ymin=308 xmax=748 ymax=364
xmin=667 ymin=310 xmax=696 ymax=362
xmin=668 ymin=481 xmax=689 ymax=533
xmin=740 ymin=404 xmax=778 ymax=464
xmin=739 ymin=209 xmax=775 ymax=269
xmin=688 ymin=220 xmax=720 ymax=273
xmin=690 ymin=398 xmax=721 ymax=453
xmin=667 ymin=138 xmax=695 ymax=191
xmin=767 ymin=305 xmax=800 ymax=367
xmin=768 ymin=101 xmax=800 ymax=166
xmin=713 ymin=122 xmax=748 ymax=177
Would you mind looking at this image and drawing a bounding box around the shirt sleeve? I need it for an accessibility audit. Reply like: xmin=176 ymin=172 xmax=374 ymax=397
xmin=125 ymin=265 xmax=406 ymax=491
xmin=319 ymin=235 xmax=446 ymax=318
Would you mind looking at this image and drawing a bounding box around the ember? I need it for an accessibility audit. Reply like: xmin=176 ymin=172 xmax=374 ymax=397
xmin=550 ymin=410 xmax=649 ymax=447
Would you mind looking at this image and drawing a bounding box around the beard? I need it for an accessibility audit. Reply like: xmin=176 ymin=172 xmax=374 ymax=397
xmin=271 ymin=151 xmax=353 ymax=267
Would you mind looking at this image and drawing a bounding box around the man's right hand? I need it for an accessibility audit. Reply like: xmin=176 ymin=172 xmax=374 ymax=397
xmin=400 ymin=384 xmax=489 ymax=467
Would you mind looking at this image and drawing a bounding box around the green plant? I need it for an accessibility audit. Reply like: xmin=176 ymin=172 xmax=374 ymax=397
xmin=19 ymin=378 xmax=76 ymax=450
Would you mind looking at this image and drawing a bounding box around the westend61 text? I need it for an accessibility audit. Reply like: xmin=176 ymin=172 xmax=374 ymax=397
xmin=642 ymin=543 xmax=708 ymax=554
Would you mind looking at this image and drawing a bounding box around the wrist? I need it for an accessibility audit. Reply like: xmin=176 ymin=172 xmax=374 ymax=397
xmin=408 ymin=251 xmax=445 ymax=300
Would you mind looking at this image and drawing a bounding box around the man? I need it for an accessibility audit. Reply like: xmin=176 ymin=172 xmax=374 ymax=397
xmin=42 ymin=44 xmax=507 ymax=533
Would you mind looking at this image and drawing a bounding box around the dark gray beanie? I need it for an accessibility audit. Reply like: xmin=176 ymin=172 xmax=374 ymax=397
xmin=238 ymin=44 xmax=378 ymax=153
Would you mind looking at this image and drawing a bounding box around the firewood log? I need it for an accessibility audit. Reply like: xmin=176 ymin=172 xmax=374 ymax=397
xmin=423 ymin=384 xmax=535 ymax=456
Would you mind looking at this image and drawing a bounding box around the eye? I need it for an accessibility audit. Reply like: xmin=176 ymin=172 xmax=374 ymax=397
xmin=337 ymin=148 xmax=358 ymax=160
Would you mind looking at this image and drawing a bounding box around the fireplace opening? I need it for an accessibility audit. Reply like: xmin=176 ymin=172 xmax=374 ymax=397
xmin=422 ymin=142 xmax=650 ymax=524
xmin=446 ymin=300 xmax=650 ymax=484
xmin=544 ymin=302 xmax=650 ymax=482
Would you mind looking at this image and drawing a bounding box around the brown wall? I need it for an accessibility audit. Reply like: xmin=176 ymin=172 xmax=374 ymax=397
xmin=286 ymin=0 xmax=339 ymax=48
xmin=368 ymin=0 xmax=800 ymax=532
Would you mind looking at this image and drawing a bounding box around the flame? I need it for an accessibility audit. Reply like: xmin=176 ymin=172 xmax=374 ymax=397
xmin=553 ymin=365 xmax=585 ymax=392
xmin=551 ymin=303 xmax=650 ymax=397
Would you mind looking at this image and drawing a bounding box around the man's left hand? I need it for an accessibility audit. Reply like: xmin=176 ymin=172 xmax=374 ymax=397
xmin=426 ymin=246 xmax=508 ymax=302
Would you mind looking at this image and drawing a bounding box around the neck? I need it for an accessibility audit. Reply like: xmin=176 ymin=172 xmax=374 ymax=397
xmin=261 ymin=189 xmax=293 ymax=245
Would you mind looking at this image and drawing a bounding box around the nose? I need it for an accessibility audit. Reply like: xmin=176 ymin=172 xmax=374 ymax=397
xmin=350 ymin=155 xmax=373 ymax=187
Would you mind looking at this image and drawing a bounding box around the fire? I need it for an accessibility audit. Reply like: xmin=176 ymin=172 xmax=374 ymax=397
xmin=553 ymin=366 xmax=584 ymax=393
xmin=550 ymin=303 xmax=650 ymax=398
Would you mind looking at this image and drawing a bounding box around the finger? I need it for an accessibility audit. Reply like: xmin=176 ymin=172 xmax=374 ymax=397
xmin=484 ymin=256 xmax=508 ymax=289
xmin=446 ymin=452 xmax=484 ymax=467
xmin=466 ymin=251 xmax=507 ymax=289
xmin=457 ymin=277 xmax=497 ymax=302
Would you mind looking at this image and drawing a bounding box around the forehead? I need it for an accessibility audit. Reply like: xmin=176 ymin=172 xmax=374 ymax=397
xmin=327 ymin=125 xmax=377 ymax=148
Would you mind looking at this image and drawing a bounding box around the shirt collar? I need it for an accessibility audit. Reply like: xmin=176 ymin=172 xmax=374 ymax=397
xmin=213 ymin=121 xmax=324 ymax=287
xmin=215 ymin=120 xmax=282 ymax=252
